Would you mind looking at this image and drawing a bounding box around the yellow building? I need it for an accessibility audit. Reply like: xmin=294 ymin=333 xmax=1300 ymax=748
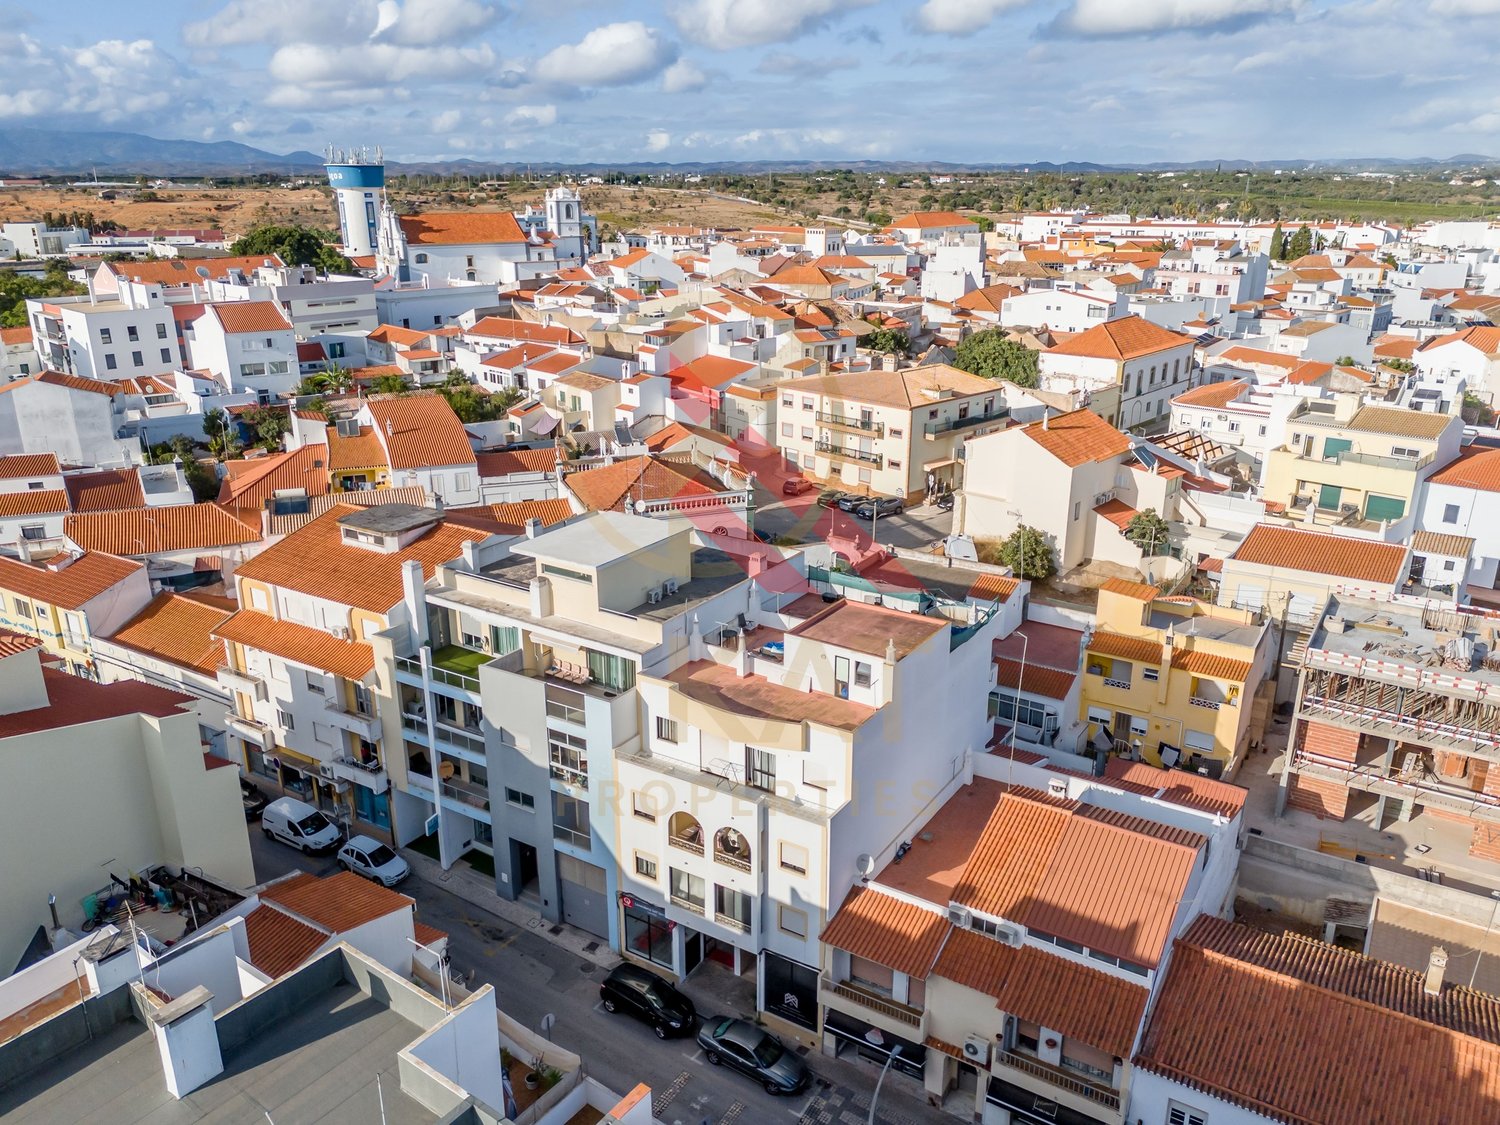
xmin=0 ymin=550 xmax=150 ymax=677
xmin=1080 ymin=578 xmax=1269 ymax=777
xmin=1261 ymin=398 xmax=1460 ymax=526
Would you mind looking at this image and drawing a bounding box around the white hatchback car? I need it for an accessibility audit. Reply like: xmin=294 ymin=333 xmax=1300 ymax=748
xmin=337 ymin=835 xmax=411 ymax=887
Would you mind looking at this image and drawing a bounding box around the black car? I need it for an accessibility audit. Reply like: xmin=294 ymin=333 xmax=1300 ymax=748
xmin=240 ymin=779 xmax=268 ymax=821
xmin=816 ymin=489 xmax=849 ymax=508
xmin=697 ymin=1016 xmax=810 ymax=1095
xmin=599 ymin=964 xmax=697 ymax=1039
xmin=854 ymin=496 xmax=904 ymax=520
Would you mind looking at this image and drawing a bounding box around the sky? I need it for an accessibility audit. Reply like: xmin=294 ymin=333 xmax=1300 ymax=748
xmin=3 ymin=0 xmax=1500 ymax=165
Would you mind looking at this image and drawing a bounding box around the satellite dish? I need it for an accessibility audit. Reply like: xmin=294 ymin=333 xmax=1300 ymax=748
xmin=856 ymin=854 xmax=876 ymax=880
xmin=632 ymin=498 xmax=649 ymax=514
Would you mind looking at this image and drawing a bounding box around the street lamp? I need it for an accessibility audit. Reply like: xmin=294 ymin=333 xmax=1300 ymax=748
xmin=864 ymin=1028 xmax=895 ymax=1125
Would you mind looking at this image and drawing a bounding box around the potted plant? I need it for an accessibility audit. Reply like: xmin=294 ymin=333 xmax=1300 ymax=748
xmin=524 ymin=1055 xmax=544 ymax=1091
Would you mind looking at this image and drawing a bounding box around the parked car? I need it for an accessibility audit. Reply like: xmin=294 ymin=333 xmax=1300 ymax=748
xmin=261 ymin=797 xmax=342 ymax=854
xmin=337 ymin=835 xmax=411 ymax=887
xmin=599 ymin=963 xmax=697 ymax=1039
xmin=854 ymin=496 xmax=905 ymax=520
xmin=835 ymin=493 xmax=868 ymax=512
xmin=781 ymin=477 xmax=815 ymax=496
xmin=816 ymin=489 xmax=849 ymax=508
xmin=240 ymin=778 xmax=268 ymax=821
xmin=697 ymin=1016 xmax=810 ymax=1095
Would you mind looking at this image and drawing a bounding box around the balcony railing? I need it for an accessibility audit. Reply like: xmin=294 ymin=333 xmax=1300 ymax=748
xmin=819 ymin=976 xmax=922 ymax=1029
xmin=715 ymin=911 xmax=750 ymax=933
xmin=923 ymin=408 xmax=1008 ymax=437
xmin=670 ymin=894 xmax=705 ymax=915
xmin=668 ymin=832 xmax=704 ymax=856
xmin=1102 ymin=677 xmax=1131 ymax=690
xmin=814 ymin=440 xmax=883 ymax=469
xmin=395 ymin=653 xmax=483 ymax=694
xmin=550 ymin=763 xmax=589 ymax=790
xmin=995 ymin=1048 xmax=1120 ymax=1112
xmin=1188 ymin=695 xmax=1222 ymax=710
xmin=714 ymin=849 xmax=752 ymax=873
xmin=553 ymin=824 xmax=591 ymax=849
xmin=816 ymin=410 xmax=884 ymax=436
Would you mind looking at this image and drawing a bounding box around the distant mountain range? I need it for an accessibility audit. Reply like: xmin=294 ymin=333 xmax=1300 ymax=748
xmin=0 ymin=127 xmax=1494 ymax=177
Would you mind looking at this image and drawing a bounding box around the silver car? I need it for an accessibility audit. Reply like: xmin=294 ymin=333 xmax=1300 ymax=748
xmin=337 ymin=835 xmax=411 ymax=887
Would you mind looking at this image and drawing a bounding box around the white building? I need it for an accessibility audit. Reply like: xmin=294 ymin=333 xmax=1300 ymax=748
xmin=26 ymin=289 xmax=177 ymax=380
xmin=187 ymin=301 xmax=299 ymax=398
xmin=0 ymin=221 xmax=88 ymax=258
xmin=1039 ymin=315 xmax=1198 ymax=430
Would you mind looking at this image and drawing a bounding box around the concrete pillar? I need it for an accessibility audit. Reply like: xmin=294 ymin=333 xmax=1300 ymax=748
xmin=1274 ymin=767 xmax=1291 ymax=818
xmin=144 ymin=985 xmax=222 ymax=1099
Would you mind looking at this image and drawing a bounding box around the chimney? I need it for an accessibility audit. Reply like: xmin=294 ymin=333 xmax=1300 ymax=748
xmin=524 ymin=517 xmax=542 ymax=539
xmin=1424 ymin=946 xmax=1449 ymax=996
xmin=460 ymin=540 xmax=479 ymax=571
xmin=530 ymin=574 xmax=553 ymax=618
xmin=401 ymin=559 xmax=428 ymax=647
xmin=1042 ymin=412 xmax=1050 ymax=431
xmin=144 ymin=985 xmax=223 ymax=1099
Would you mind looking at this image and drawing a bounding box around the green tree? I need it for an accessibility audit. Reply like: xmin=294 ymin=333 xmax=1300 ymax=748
xmin=864 ymin=327 xmax=909 ymax=356
xmin=1269 ymin=222 xmax=1284 ymax=260
xmin=202 ymin=408 xmax=240 ymax=460
xmin=371 ymin=373 xmax=411 ymax=395
xmin=0 ymin=262 xmax=85 ymax=327
xmin=295 ymin=364 xmax=354 ymax=397
xmin=229 ymin=225 xmax=353 ymax=273
xmin=1285 ymin=224 xmax=1314 ymax=261
xmin=240 ymin=405 xmax=290 ymax=452
xmin=1463 ymin=392 xmax=1496 ymax=427
xmin=953 ymin=329 xmax=1040 ymax=388
xmin=1124 ymin=508 xmax=1172 ymax=557
xmin=969 ymin=215 xmax=994 ymax=233
xmin=998 ymin=525 xmax=1055 ymax=580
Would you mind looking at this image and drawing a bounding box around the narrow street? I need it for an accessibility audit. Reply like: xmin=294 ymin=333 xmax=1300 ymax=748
xmin=248 ymin=831 xmax=954 ymax=1125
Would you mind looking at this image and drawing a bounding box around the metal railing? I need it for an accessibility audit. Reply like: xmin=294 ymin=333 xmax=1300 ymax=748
xmin=442 ymin=780 xmax=489 ymax=811
xmin=814 ymin=440 xmax=882 ymax=468
xmin=549 ymin=762 xmax=589 ymax=789
xmin=668 ymin=832 xmax=705 ymax=856
xmin=816 ymin=410 xmax=884 ymax=436
xmin=397 ymin=653 xmax=483 ymax=693
xmin=434 ymin=722 xmax=486 ymax=756
xmin=715 ymin=911 xmax=750 ymax=933
xmin=995 ymin=1048 xmax=1120 ymax=1111
xmin=923 ymin=408 xmax=1008 ymax=437
xmin=819 ymin=976 xmax=921 ymax=1028
xmin=1102 ymin=677 xmax=1131 ymax=690
xmin=670 ymin=893 xmax=705 ymax=916
xmin=552 ymin=823 xmax=591 ymax=848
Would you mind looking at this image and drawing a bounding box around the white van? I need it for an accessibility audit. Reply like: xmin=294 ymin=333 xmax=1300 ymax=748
xmin=261 ymin=797 xmax=342 ymax=853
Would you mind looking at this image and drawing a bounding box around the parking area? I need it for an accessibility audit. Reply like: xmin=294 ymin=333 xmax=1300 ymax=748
xmin=754 ymin=489 xmax=955 ymax=551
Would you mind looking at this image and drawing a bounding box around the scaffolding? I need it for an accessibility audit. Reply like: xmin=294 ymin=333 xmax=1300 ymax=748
xmin=1299 ymin=665 xmax=1500 ymax=754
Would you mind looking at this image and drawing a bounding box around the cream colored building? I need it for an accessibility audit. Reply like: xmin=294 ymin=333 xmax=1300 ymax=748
xmin=776 ymin=364 xmax=1008 ymax=498
xmin=0 ymin=632 xmax=254 ymax=969
xmin=0 ymin=550 xmax=151 ymax=678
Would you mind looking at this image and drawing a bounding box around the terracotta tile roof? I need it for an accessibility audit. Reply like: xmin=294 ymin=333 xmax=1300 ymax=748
xmin=1098 ymin=577 xmax=1160 ymax=601
xmin=665 ymin=659 xmax=876 ymax=732
xmin=0 ymin=551 xmax=143 ymax=609
xmin=968 ymin=573 xmax=1022 ymax=604
xmin=206 ymin=300 xmax=291 ymax=334
xmin=107 ymin=592 xmax=235 ymax=674
xmin=443 ymin=499 xmax=573 ymax=535
xmin=399 ymin=210 xmax=525 ymax=245
xmin=481 ymin=342 xmax=557 ymax=369
xmin=1090 ymin=498 xmax=1137 ymax=533
xmin=0 ymin=326 xmax=33 ymax=346
xmin=1102 ymin=759 xmax=1246 ymax=817
xmin=0 ymin=632 xmax=41 ymax=659
xmin=1430 ymin=446 xmax=1500 ymax=493
xmin=242 ymin=904 xmax=327 ymax=979
xmin=670 ymin=354 xmax=756 ymax=392
xmin=106 ymin=255 xmax=284 ymax=287
xmin=367 ymin=324 xmax=430 ymax=348
xmin=992 ymin=656 xmax=1075 ymax=700
xmin=777 ymin=363 xmax=994 ymax=411
xmin=413 ymin=921 xmax=449 ymax=948
xmin=820 ymin=886 xmax=949 ymax=979
xmin=217 ymin=446 xmax=331 ymax=511
xmin=0 ymin=490 xmax=68 ymax=516
xmin=888 ymin=211 xmax=978 ymax=230
xmin=1411 ymin=529 xmax=1475 ymax=557
xmin=1047 ymin=315 xmax=1192 ymax=361
xmin=1173 ymin=379 xmax=1248 ymax=408
xmin=232 ymin=504 xmax=495 ymax=612
xmin=64 ymin=503 xmax=261 ymax=556
xmin=790 ymin=598 xmax=946 ymax=659
xmin=564 ymin=456 xmax=723 ymax=514
xmin=365 ymin=393 xmax=476 ymax=469
xmin=0 ymin=667 xmax=189 ymax=737
xmin=476 ymin=447 xmax=560 ymax=476
xmin=1230 ymin=524 xmax=1408 ymax=585
xmin=934 ymin=929 xmax=1148 ymax=1057
xmin=1137 ymin=916 xmax=1500 ymax=1124
xmin=0 ymin=453 xmax=59 ymax=479
xmin=263 ymin=487 xmax=429 ymax=538
xmin=261 ymin=870 xmax=413 ymax=932
xmin=1344 ymin=404 xmax=1451 ymax=440
xmin=1171 ymin=648 xmax=1253 ymax=682
xmin=1087 ymin=630 xmax=1164 ymax=665
xmin=951 ymin=786 xmax=1201 ymax=967
xmin=325 ymin=425 xmax=386 ymax=472
xmin=1421 ymin=325 xmax=1500 ymax=357
xmin=1021 ymin=410 xmax=1134 ymax=468
xmin=468 ymin=316 xmax=583 ymax=346
xmin=1215 ymin=345 xmax=1300 ymax=370
xmin=213 ymin=609 xmax=375 ymax=679
xmin=0 ymin=370 xmax=119 ymax=397
xmin=64 ymin=468 xmax=146 ymax=512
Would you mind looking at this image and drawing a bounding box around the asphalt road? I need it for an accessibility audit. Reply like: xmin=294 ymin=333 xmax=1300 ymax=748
xmin=248 ymin=830 xmax=949 ymax=1125
xmin=753 ymin=491 xmax=955 ymax=552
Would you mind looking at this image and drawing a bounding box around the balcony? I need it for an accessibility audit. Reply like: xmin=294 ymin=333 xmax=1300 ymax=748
xmin=326 ymin=754 xmax=388 ymax=789
xmin=715 ymin=911 xmax=750 ymax=933
xmin=1102 ymin=677 xmax=1131 ymax=691
xmin=395 ymin=645 xmax=489 ymax=696
xmin=994 ymin=1048 xmax=1121 ymax=1113
xmin=549 ymin=761 xmax=589 ymax=790
xmin=670 ymin=893 xmax=705 ymax=916
xmin=553 ymin=823 xmax=591 ymax=849
xmin=1291 ymin=749 xmax=1500 ymax=824
xmin=814 ymin=440 xmax=882 ymax=469
xmin=227 ymin=715 xmax=273 ymax=751
xmin=1188 ymin=695 xmax=1222 ymax=711
xmin=217 ymin=667 xmax=265 ymax=700
xmin=323 ymin=697 xmax=380 ymax=741
xmin=669 ymin=832 xmax=705 ymax=856
xmin=714 ymin=827 xmax=752 ymax=872
xmin=818 ymin=975 xmax=923 ymax=1031
xmin=816 ymin=410 xmax=884 ymax=437
xmin=923 ymin=408 xmax=1009 ymax=438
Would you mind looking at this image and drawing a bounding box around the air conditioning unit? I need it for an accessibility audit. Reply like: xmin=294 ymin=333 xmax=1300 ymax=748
xmin=318 ymin=763 xmax=338 ymax=780
xmin=1093 ymin=491 xmax=1113 ymax=506
xmin=646 ymin=586 xmax=662 ymax=605
xmin=962 ymin=1035 xmax=992 ymax=1066
xmin=994 ymin=921 xmax=1026 ymax=949
xmin=330 ymin=626 xmax=350 ymax=641
xmin=665 ymin=578 xmax=680 ymax=596
xmin=947 ymin=905 xmax=970 ymax=928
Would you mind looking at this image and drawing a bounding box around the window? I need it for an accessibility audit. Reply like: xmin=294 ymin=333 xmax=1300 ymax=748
xmin=1444 ymin=504 xmax=1461 ymax=524
xmin=889 ymin=427 xmax=903 ymax=438
xmin=129 ymin=350 xmax=143 ymax=366
xmin=414 ymin=253 xmax=429 ymax=264
xmin=304 ymin=671 xmax=325 ymax=695
xmin=551 ymin=791 xmax=590 ymax=846
xmin=779 ymin=841 xmax=809 ymax=874
xmin=635 ymin=853 xmax=658 ymax=880
xmin=781 ymin=422 xmax=793 ymax=437
xmin=1167 ymin=1104 xmax=1208 ymax=1125
xmin=505 ymin=787 xmax=535 ymax=810
xmin=1143 ymin=668 xmax=1160 ymax=682
xmin=104 ymin=353 xmax=117 ymax=370
xmin=656 ymin=716 xmax=679 ymax=743
xmin=541 ymin=563 xmax=591 ymax=583
xmin=993 ymin=690 xmax=1049 ymax=730
xmin=490 ymin=625 xmax=519 ymax=654
xmin=781 ymin=396 xmax=793 ymax=408
xmin=801 ymin=426 xmax=813 ymax=440
xmin=715 ymin=884 xmax=751 ymax=930
xmin=127 ymin=325 xmax=139 ymax=342
xmin=20 ymin=524 xmax=45 ymax=542
xmin=1258 ymin=424 xmax=1267 ymax=436
xmin=801 ymin=397 xmax=813 ymax=410
xmin=99 ymin=328 xmax=112 ymax=344
xmin=746 ymin=746 xmax=776 ymax=791
xmin=858 ymin=467 xmax=872 ymax=484
xmin=854 ymin=661 xmax=871 ymax=687
xmin=631 ymin=790 xmax=657 ymax=821
xmin=669 ymin=867 xmax=705 ymax=911
xmin=1073 ymin=501 xmax=1081 ymax=521
xmin=156 ymin=323 xmax=168 ymax=339
xmin=888 ymin=459 xmax=901 ymax=470
xmin=12 ymin=599 xmax=31 ymax=619
xmin=160 ymin=348 xmax=172 ymax=363
xmin=834 ymin=655 xmax=850 ymax=698
xmin=1391 ymin=446 xmax=1421 ymax=460
xmin=1227 ymin=421 xmax=1240 ymax=433
xmin=778 ymin=904 xmax=808 ymax=938
xmin=277 ymin=709 xmax=294 ymax=730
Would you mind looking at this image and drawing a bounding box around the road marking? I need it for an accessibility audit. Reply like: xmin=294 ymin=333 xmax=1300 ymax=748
xmin=684 ymin=1048 xmax=705 ymax=1064
xmin=718 ymin=1101 xmax=745 ymax=1124
xmin=651 ymin=1069 xmax=690 ymax=1119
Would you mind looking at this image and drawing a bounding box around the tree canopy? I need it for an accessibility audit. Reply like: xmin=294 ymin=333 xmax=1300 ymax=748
xmin=229 ymin=225 xmax=353 ymax=274
xmin=1284 ymin=224 xmax=1314 ymax=261
xmin=863 ymin=327 xmax=909 ymax=356
xmin=953 ymin=329 xmax=1040 ymax=388
xmin=1123 ymin=508 xmax=1172 ymax=557
xmin=998 ymin=525 xmax=1055 ymax=580
xmin=437 ymin=375 xmax=523 ymax=423
xmin=0 ymin=261 xmax=84 ymax=328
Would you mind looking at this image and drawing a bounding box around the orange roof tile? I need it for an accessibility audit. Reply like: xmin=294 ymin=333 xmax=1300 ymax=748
xmin=1230 ymin=524 xmax=1408 ymax=585
xmin=365 ymin=393 xmax=477 ymax=470
xmin=1216 ymin=345 xmax=1301 ymax=370
xmin=476 ymin=447 xmax=560 ymax=476
xmin=665 ymin=659 xmax=875 ymax=732
xmin=820 ymin=887 xmax=949 ymax=979
xmin=1173 ymin=379 xmax=1249 ymax=408
xmin=443 ymin=499 xmax=573 ymax=535
xmin=888 ymin=211 xmax=979 ymax=230
xmin=107 ymin=592 xmax=235 ymax=674
xmin=207 ymin=300 xmax=291 ymax=334
xmin=1103 ymin=759 xmax=1246 ymax=817
xmin=261 ymin=870 xmax=413 ymax=932
xmin=1094 ymin=498 xmax=1138 ymax=530
xmin=1022 ymin=410 xmax=1134 ymax=468
xmin=671 ymin=354 xmax=756 ymax=392
xmin=0 ymin=666 xmax=189 ymax=737
xmin=790 ymin=598 xmax=946 ymax=659
xmin=232 ymin=504 xmax=495 ymax=612
xmin=64 ymin=468 xmax=146 ymax=513
xmin=367 ymin=324 xmax=431 ymax=348
xmin=213 ymin=609 xmax=375 ymax=679
xmin=564 ymin=456 xmax=722 ymax=514
xmin=468 ymin=316 xmax=583 ymax=346
xmin=107 ymin=255 xmax=284 ymax=287
xmin=1087 ymin=630 xmax=1164 ymax=665
xmin=992 ymin=656 xmax=1075 ymax=700
xmin=0 ymin=326 xmax=32 ymax=346
xmin=398 ymin=211 xmax=525 ymax=245
xmin=1172 ymin=648 xmax=1253 ymax=682
xmin=0 ymin=370 xmax=119 ymax=397
xmin=325 ymin=425 xmax=386 ymax=472
xmin=1421 ymin=325 xmax=1500 ymax=357
xmin=1430 ymin=446 xmax=1500 ymax=493
xmin=64 ymin=503 xmax=260 ymax=556
xmin=0 ymin=453 xmax=60 ymax=479
xmin=1099 ymin=576 xmax=1160 ymax=601
xmin=217 ymin=446 xmax=331 ymax=511
xmin=0 ymin=551 xmax=143 ymax=609
xmin=1047 ymin=315 xmax=1192 ymax=361
xmin=242 ymin=903 xmax=327 ymax=978
xmin=0 ymin=490 xmax=68 ymax=516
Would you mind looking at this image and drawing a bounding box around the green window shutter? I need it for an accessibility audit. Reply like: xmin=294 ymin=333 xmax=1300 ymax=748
xmin=1321 ymin=437 xmax=1353 ymax=462
xmin=1364 ymin=494 xmax=1406 ymax=521
xmin=1317 ymin=484 xmax=1343 ymax=510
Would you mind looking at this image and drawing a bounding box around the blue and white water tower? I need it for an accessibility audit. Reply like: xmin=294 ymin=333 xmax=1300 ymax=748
xmin=324 ymin=144 xmax=386 ymax=258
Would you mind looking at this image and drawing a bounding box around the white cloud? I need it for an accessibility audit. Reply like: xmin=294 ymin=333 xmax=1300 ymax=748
xmin=916 ymin=0 xmax=1030 ymax=36
xmin=0 ymin=36 xmax=189 ymax=124
xmin=1430 ymin=0 xmax=1500 ymax=11
xmin=184 ymin=0 xmax=376 ymax=47
xmin=374 ymin=0 xmax=503 ymax=46
xmin=533 ymin=22 xmax=677 ymax=86
xmin=670 ymin=0 xmax=875 ymax=50
xmin=662 ymin=57 xmax=707 ymax=92
xmin=1052 ymin=0 xmax=1298 ymax=38
xmin=645 ymin=129 xmax=672 ymax=152
xmin=268 ymin=41 xmax=494 ymax=89
xmin=505 ymin=104 xmax=557 ymax=127
xmin=432 ymin=108 xmax=463 ymax=132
